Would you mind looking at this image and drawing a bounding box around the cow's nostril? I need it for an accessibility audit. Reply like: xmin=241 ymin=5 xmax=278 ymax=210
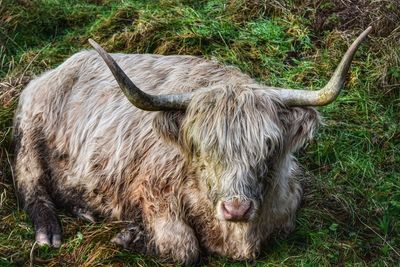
xmin=221 ymin=199 xmax=253 ymax=221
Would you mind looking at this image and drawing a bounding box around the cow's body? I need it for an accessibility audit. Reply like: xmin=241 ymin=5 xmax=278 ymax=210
xmin=14 ymin=50 xmax=319 ymax=264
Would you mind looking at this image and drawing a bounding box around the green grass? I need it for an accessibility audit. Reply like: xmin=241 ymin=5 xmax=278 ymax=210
xmin=1 ymin=0 xmax=399 ymax=266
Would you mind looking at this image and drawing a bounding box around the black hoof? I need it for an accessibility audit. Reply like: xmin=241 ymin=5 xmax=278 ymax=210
xmin=112 ymin=225 xmax=147 ymax=254
xmin=72 ymin=206 xmax=96 ymax=223
xmin=28 ymin=203 xmax=62 ymax=248
xmin=35 ymin=229 xmax=62 ymax=248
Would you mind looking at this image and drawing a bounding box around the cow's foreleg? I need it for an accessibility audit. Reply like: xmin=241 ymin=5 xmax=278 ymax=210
xmin=14 ymin=127 xmax=62 ymax=247
xmin=152 ymin=217 xmax=200 ymax=265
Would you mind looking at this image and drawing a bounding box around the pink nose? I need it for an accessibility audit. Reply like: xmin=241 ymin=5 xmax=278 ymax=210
xmin=221 ymin=199 xmax=253 ymax=221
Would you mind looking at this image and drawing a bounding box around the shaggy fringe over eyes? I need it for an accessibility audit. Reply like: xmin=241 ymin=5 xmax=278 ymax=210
xmin=181 ymin=84 xmax=284 ymax=167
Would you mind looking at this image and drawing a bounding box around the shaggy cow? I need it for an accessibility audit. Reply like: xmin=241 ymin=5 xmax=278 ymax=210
xmin=13 ymin=27 xmax=371 ymax=264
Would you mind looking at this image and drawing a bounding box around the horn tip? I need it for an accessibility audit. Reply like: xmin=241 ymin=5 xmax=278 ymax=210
xmin=365 ymin=26 xmax=373 ymax=35
xmin=88 ymin=38 xmax=101 ymax=50
xmin=88 ymin=38 xmax=95 ymax=44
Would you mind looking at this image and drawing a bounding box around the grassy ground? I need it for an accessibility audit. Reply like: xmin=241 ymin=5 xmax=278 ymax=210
xmin=0 ymin=0 xmax=399 ymax=266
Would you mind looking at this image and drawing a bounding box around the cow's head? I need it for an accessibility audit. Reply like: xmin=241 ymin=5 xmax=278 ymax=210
xmin=153 ymin=85 xmax=319 ymax=222
xmin=89 ymin=27 xmax=371 ymax=222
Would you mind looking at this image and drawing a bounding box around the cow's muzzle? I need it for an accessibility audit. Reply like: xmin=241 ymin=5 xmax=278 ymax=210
xmin=219 ymin=198 xmax=255 ymax=222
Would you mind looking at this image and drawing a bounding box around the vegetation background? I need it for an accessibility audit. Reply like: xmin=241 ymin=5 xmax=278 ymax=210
xmin=0 ymin=0 xmax=399 ymax=266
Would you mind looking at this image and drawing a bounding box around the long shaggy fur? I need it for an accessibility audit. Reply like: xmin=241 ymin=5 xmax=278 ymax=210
xmin=13 ymin=50 xmax=320 ymax=264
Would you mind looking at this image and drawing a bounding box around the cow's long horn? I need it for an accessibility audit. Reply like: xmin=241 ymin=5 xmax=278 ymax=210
xmin=89 ymin=39 xmax=193 ymax=111
xmin=274 ymin=26 xmax=372 ymax=106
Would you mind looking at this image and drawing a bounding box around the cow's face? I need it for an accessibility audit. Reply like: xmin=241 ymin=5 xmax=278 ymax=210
xmin=154 ymin=85 xmax=319 ymax=222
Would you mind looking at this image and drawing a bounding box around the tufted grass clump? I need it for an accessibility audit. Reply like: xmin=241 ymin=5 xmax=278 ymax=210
xmin=0 ymin=0 xmax=399 ymax=266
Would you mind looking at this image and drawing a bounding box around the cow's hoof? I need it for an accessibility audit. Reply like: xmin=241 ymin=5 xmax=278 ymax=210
xmin=72 ymin=206 xmax=96 ymax=223
xmin=34 ymin=218 xmax=62 ymax=248
xmin=112 ymin=225 xmax=147 ymax=253
xmin=31 ymin=205 xmax=62 ymax=248
xmin=35 ymin=229 xmax=62 ymax=248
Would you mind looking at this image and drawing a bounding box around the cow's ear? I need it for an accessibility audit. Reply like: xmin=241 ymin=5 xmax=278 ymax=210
xmin=153 ymin=111 xmax=185 ymax=145
xmin=281 ymin=107 xmax=321 ymax=152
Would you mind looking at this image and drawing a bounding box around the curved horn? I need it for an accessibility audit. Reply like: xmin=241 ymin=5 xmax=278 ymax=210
xmin=89 ymin=39 xmax=193 ymax=111
xmin=274 ymin=26 xmax=372 ymax=106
